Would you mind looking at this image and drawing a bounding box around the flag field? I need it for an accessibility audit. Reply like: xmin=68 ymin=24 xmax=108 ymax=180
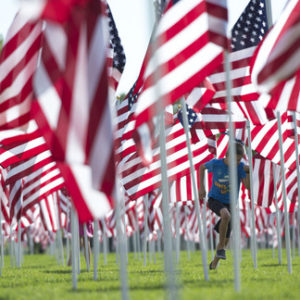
xmin=0 ymin=249 xmax=300 ymax=299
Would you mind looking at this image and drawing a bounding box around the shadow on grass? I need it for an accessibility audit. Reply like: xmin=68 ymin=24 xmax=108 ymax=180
xmin=260 ymin=263 xmax=288 ymax=267
xmin=43 ymin=269 xmax=72 ymax=275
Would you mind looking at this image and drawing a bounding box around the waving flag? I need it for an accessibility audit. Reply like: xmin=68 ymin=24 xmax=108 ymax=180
xmin=20 ymin=0 xmax=116 ymax=222
xmin=251 ymin=0 xmax=300 ymax=94
xmin=209 ymin=0 xmax=268 ymax=104
xmin=0 ymin=13 xmax=43 ymax=130
xmin=133 ymin=0 xmax=228 ymax=129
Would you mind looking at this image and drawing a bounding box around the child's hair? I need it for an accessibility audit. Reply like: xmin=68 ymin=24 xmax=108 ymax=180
xmin=226 ymin=142 xmax=244 ymax=156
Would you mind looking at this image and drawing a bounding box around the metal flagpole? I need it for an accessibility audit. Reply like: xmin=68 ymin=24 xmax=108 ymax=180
xmin=115 ymin=184 xmax=129 ymax=300
xmin=292 ymin=111 xmax=300 ymax=256
xmin=209 ymin=210 xmax=214 ymax=261
xmin=276 ymin=111 xmax=292 ymax=274
xmin=143 ymin=194 xmax=149 ymax=266
xmin=180 ymin=97 xmax=209 ymax=280
xmin=76 ymin=214 xmax=81 ymax=275
xmin=225 ymin=50 xmax=241 ymax=291
xmin=292 ymin=212 xmax=296 ymax=259
xmin=101 ymin=219 xmax=108 ymax=265
xmin=71 ymin=207 xmax=77 ymax=289
xmin=0 ymin=201 xmax=2 ymax=276
xmin=159 ymin=111 xmax=178 ymax=298
xmin=83 ymin=223 xmax=90 ymax=272
xmin=17 ymin=219 xmax=21 ymax=268
xmin=272 ymin=162 xmax=282 ymax=265
xmin=93 ymin=220 xmax=99 ymax=280
xmin=246 ymin=120 xmax=257 ymax=268
xmin=175 ymin=205 xmax=180 ymax=263
xmin=10 ymin=222 xmax=14 ymax=268
xmin=135 ymin=205 xmax=141 ymax=260
xmin=184 ymin=207 xmax=191 ymax=260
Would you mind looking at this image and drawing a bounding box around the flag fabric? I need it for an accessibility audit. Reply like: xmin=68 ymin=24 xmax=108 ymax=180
xmin=105 ymin=2 xmax=126 ymax=94
xmin=133 ymin=0 xmax=228 ymax=129
xmin=251 ymin=0 xmax=300 ymax=94
xmin=250 ymin=112 xmax=298 ymax=170
xmin=0 ymin=13 xmax=43 ymax=130
xmin=121 ymin=119 xmax=214 ymax=199
xmin=24 ymin=0 xmax=116 ymax=222
xmin=251 ymin=156 xmax=282 ymax=207
xmin=209 ymin=0 xmax=268 ymax=104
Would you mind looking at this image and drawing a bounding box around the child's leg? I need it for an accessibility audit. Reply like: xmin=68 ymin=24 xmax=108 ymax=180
xmin=216 ymin=208 xmax=230 ymax=250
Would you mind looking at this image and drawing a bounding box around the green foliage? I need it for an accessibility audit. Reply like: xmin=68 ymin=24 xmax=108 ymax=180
xmin=0 ymin=249 xmax=299 ymax=299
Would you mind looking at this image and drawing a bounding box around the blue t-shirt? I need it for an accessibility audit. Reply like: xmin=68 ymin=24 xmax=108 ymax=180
xmin=205 ymin=158 xmax=246 ymax=204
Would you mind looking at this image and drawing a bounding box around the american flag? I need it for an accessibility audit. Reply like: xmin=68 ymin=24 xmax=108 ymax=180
xmin=251 ymin=0 xmax=300 ymax=94
xmin=0 ymin=13 xmax=43 ymax=130
xmin=25 ymin=0 xmax=116 ymax=222
xmin=106 ymin=2 xmax=126 ymax=94
xmin=133 ymin=0 xmax=228 ymax=129
xmin=209 ymin=0 xmax=270 ymax=125
xmin=251 ymin=156 xmax=282 ymax=207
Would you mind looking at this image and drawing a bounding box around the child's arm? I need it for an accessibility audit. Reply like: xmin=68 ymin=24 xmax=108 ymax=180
xmin=198 ymin=164 xmax=207 ymax=199
xmin=242 ymin=165 xmax=250 ymax=190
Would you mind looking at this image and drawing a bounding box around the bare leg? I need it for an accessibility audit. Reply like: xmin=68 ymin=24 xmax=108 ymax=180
xmin=210 ymin=208 xmax=231 ymax=269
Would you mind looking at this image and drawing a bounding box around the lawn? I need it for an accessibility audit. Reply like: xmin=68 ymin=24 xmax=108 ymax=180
xmin=0 ymin=248 xmax=299 ymax=299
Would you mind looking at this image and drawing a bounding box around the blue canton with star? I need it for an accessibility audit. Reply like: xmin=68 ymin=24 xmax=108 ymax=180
xmin=231 ymin=0 xmax=268 ymax=52
xmin=128 ymin=81 xmax=139 ymax=111
xmin=106 ymin=5 xmax=126 ymax=73
xmin=178 ymin=104 xmax=198 ymax=129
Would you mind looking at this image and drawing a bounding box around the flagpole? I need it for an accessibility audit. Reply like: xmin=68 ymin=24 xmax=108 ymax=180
xmin=292 ymin=111 xmax=300 ymax=256
xmin=135 ymin=204 xmax=141 ymax=260
xmin=184 ymin=207 xmax=191 ymax=260
xmin=83 ymin=223 xmax=90 ymax=272
xmin=225 ymin=50 xmax=241 ymax=291
xmin=115 ymin=184 xmax=129 ymax=300
xmin=276 ymin=112 xmax=292 ymax=274
xmin=0 ymin=201 xmax=3 ymax=276
xmin=272 ymin=162 xmax=282 ymax=265
xmin=175 ymin=205 xmax=180 ymax=263
xmin=101 ymin=219 xmax=108 ymax=265
xmin=180 ymin=97 xmax=209 ymax=280
xmin=246 ymin=121 xmax=257 ymax=268
xmin=93 ymin=220 xmax=99 ymax=280
xmin=143 ymin=194 xmax=149 ymax=266
xmin=17 ymin=219 xmax=21 ymax=268
xmin=71 ymin=207 xmax=77 ymax=289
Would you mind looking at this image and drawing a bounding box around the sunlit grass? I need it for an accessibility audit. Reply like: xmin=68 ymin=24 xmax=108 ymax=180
xmin=0 ymin=248 xmax=299 ymax=299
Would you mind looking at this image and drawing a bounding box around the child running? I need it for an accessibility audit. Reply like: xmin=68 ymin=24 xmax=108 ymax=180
xmin=198 ymin=142 xmax=250 ymax=269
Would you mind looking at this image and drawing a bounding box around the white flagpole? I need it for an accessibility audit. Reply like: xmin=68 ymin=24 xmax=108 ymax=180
xmin=184 ymin=207 xmax=191 ymax=260
xmin=135 ymin=204 xmax=141 ymax=260
xmin=209 ymin=211 xmax=214 ymax=261
xmin=276 ymin=111 xmax=292 ymax=274
xmin=71 ymin=207 xmax=77 ymax=289
xmin=292 ymin=111 xmax=300 ymax=256
xmin=175 ymin=205 xmax=180 ymax=263
xmin=180 ymin=97 xmax=209 ymax=280
xmin=83 ymin=223 xmax=90 ymax=272
xmin=17 ymin=219 xmax=21 ymax=268
xmin=272 ymin=162 xmax=282 ymax=265
xmin=115 ymin=185 xmax=129 ymax=300
xmin=0 ymin=203 xmax=2 ymax=276
xmin=292 ymin=212 xmax=296 ymax=259
xmin=101 ymin=219 xmax=108 ymax=265
xmin=93 ymin=220 xmax=99 ymax=280
xmin=143 ymin=194 xmax=149 ymax=266
xmin=10 ymin=222 xmax=14 ymax=268
xmin=225 ymin=50 xmax=241 ymax=291
xmin=246 ymin=120 xmax=257 ymax=268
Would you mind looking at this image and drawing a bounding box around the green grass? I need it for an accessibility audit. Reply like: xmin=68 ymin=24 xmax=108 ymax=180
xmin=0 ymin=249 xmax=299 ymax=299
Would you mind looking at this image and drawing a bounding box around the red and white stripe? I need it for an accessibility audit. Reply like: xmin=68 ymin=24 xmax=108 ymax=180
xmin=121 ymin=120 xmax=214 ymax=199
xmin=26 ymin=0 xmax=115 ymax=222
xmin=0 ymin=13 xmax=43 ymax=130
xmin=133 ymin=0 xmax=227 ymax=128
xmin=251 ymin=0 xmax=300 ymax=94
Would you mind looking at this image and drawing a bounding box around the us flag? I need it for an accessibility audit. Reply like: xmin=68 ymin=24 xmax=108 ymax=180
xmin=133 ymin=0 xmax=228 ymax=129
xmin=21 ymin=0 xmax=116 ymax=222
